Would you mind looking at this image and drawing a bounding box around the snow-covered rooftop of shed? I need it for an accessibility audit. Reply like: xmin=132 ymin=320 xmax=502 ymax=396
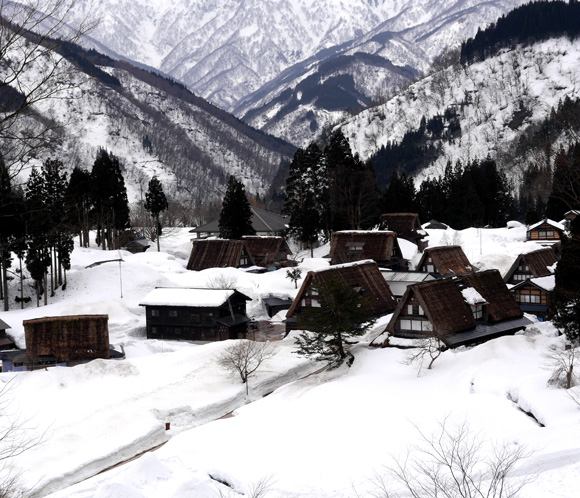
xmin=530 ymin=275 xmax=556 ymax=292
xmin=139 ymin=288 xmax=235 ymax=307
xmin=461 ymin=287 xmax=486 ymax=305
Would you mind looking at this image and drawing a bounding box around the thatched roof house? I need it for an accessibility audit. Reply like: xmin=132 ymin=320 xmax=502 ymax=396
xmin=415 ymin=245 xmax=475 ymax=277
xmin=329 ymin=231 xmax=406 ymax=269
xmin=383 ymin=270 xmax=531 ymax=347
xmin=186 ymin=239 xmax=254 ymax=271
xmin=24 ymin=315 xmax=111 ymax=363
xmin=379 ymin=213 xmax=427 ymax=251
xmin=503 ymin=247 xmax=557 ymax=284
xmin=286 ymin=260 xmax=397 ymax=332
xmin=510 ymin=275 xmax=555 ymax=320
xmin=242 ymin=236 xmax=293 ymax=268
xmin=190 ymin=207 xmax=288 ymax=238
xmin=0 ymin=318 xmax=15 ymax=350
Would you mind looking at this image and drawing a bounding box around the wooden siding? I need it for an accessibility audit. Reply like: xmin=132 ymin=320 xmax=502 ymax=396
xmin=23 ymin=315 xmax=110 ymax=362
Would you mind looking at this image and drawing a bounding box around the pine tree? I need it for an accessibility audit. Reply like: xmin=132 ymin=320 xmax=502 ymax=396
xmin=144 ymin=175 xmax=169 ymax=251
xmin=65 ymin=167 xmax=92 ymax=247
xmin=219 ymin=176 xmax=255 ymax=239
xmin=294 ymin=277 xmax=377 ymax=366
xmin=553 ymin=216 xmax=580 ymax=345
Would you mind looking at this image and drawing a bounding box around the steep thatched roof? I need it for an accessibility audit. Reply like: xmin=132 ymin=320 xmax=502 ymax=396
xmin=416 ymin=245 xmax=474 ymax=276
xmin=458 ymin=270 xmax=522 ymax=322
xmin=379 ymin=213 xmax=422 ymax=234
xmin=186 ymin=239 xmax=254 ymax=271
xmin=329 ymin=231 xmax=398 ymax=265
xmin=386 ymin=279 xmax=476 ymax=336
xmin=503 ymin=247 xmax=557 ymax=282
xmin=242 ymin=236 xmax=292 ymax=266
xmin=286 ymin=260 xmax=397 ymax=318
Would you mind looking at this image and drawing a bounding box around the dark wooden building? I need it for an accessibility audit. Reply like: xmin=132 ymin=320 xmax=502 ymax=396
xmin=242 ymin=236 xmax=293 ymax=269
xmin=0 ymin=318 xmax=16 ymax=350
xmin=415 ymin=245 xmax=475 ymax=277
xmin=510 ymin=275 xmax=555 ymax=320
xmin=329 ymin=231 xmax=407 ymax=269
xmin=526 ymin=219 xmax=564 ymax=244
xmin=503 ymin=247 xmax=557 ymax=285
xmin=382 ymin=270 xmax=531 ymax=348
xmin=186 ymin=239 xmax=254 ymax=271
xmin=117 ymin=230 xmax=150 ymax=253
xmin=285 ymin=260 xmax=397 ymax=333
xmin=140 ymin=287 xmax=252 ymax=341
xmin=190 ymin=207 xmax=289 ymax=239
xmin=379 ymin=213 xmax=428 ymax=251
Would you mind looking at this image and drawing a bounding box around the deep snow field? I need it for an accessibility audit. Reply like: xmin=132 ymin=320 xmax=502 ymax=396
xmin=0 ymin=224 xmax=579 ymax=497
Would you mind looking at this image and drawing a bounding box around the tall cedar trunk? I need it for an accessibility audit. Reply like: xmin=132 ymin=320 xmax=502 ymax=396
xmin=50 ymin=246 xmax=55 ymax=296
xmin=19 ymin=257 xmax=24 ymax=309
xmin=35 ymin=280 xmax=39 ymax=307
xmin=156 ymin=214 xmax=161 ymax=251
xmin=44 ymin=272 xmax=48 ymax=306
xmin=1 ymin=255 xmax=8 ymax=312
xmin=83 ymin=208 xmax=89 ymax=248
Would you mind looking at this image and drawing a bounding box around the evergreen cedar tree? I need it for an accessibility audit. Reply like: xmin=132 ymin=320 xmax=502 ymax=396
xmin=219 ymin=175 xmax=255 ymax=240
xmin=90 ymin=149 xmax=130 ymax=250
xmin=144 ymin=175 xmax=169 ymax=251
xmin=294 ymin=277 xmax=377 ymax=366
xmin=546 ymin=143 xmax=580 ymax=221
xmin=554 ymin=216 xmax=580 ymax=345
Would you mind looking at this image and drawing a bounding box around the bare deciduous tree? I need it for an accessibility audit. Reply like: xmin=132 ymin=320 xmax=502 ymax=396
xmin=371 ymin=418 xmax=532 ymax=498
xmin=545 ymin=342 xmax=580 ymax=389
xmin=0 ymin=0 xmax=97 ymax=180
xmin=218 ymin=340 xmax=276 ymax=395
xmin=403 ymin=337 xmax=445 ymax=375
xmin=206 ymin=272 xmax=238 ymax=290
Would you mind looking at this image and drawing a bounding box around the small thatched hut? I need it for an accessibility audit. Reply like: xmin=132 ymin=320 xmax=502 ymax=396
xmin=379 ymin=213 xmax=428 ymax=251
xmin=24 ymin=315 xmax=110 ymax=363
xmin=415 ymin=245 xmax=475 ymax=277
xmin=242 ymin=236 xmax=293 ymax=268
xmin=329 ymin=231 xmax=406 ymax=269
xmin=186 ymin=239 xmax=254 ymax=271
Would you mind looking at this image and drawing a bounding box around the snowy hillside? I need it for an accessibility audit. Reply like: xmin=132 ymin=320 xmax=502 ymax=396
xmin=341 ymin=36 xmax=580 ymax=186
xmin=0 ymin=225 xmax=578 ymax=497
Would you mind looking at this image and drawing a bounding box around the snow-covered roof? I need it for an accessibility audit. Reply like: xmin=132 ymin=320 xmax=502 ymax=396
xmin=312 ymin=259 xmax=376 ymax=273
xmin=139 ymin=288 xmax=235 ymax=307
xmin=529 ymin=275 xmax=556 ymax=292
xmin=528 ymin=218 xmax=565 ymax=231
xmin=461 ymin=287 xmax=487 ymax=305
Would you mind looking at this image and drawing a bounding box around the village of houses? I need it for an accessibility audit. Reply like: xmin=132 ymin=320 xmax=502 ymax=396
xmin=0 ymin=210 xmax=571 ymax=369
xmin=0 ymin=208 xmax=579 ymax=497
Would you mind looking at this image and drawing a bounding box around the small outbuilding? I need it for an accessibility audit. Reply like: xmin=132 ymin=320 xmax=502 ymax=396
xmin=186 ymin=239 xmax=254 ymax=271
xmin=242 ymin=236 xmax=293 ymax=269
xmin=0 ymin=318 xmax=16 ymax=350
xmin=329 ymin=231 xmax=406 ymax=269
xmin=285 ymin=260 xmax=397 ymax=334
xmin=379 ymin=213 xmax=428 ymax=251
xmin=510 ymin=275 xmax=555 ymax=320
xmin=140 ymin=287 xmax=252 ymax=341
xmin=526 ymin=219 xmax=565 ymax=244
xmin=415 ymin=245 xmax=475 ymax=277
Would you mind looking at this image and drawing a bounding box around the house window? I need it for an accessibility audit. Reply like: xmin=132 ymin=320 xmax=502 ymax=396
xmin=513 ymin=274 xmax=527 ymax=281
xmin=426 ymin=264 xmax=435 ymax=272
xmin=311 ymin=299 xmax=321 ymax=307
xmin=174 ymin=327 xmax=182 ymax=335
xmin=190 ymin=313 xmax=201 ymax=323
xmin=518 ymin=264 xmax=529 ymax=271
xmin=348 ymin=244 xmax=364 ymax=252
xmin=517 ymin=289 xmax=544 ymax=304
xmin=418 ymin=305 xmax=424 ymax=315
xmin=471 ymin=305 xmax=483 ymax=319
xmin=151 ymin=309 xmax=160 ymax=317
xmin=169 ymin=310 xmax=178 ymax=318
xmin=400 ymin=319 xmax=433 ymax=331
xmin=407 ymin=304 xmax=413 ymax=315
xmin=151 ymin=326 xmax=159 ymax=335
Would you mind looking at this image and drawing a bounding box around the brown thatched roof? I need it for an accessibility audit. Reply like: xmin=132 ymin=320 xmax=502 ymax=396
xmin=242 ymin=236 xmax=292 ymax=266
xmin=386 ymin=279 xmax=476 ymax=336
xmin=458 ymin=270 xmax=522 ymax=322
xmin=286 ymin=260 xmax=397 ymax=318
xmin=503 ymin=248 xmax=557 ymax=282
xmin=186 ymin=239 xmax=254 ymax=271
xmin=379 ymin=213 xmax=421 ymax=232
xmin=23 ymin=315 xmax=110 ymax=362
xmin=329 ymin=231 xmax=398 ymax=265
xmin=416 ymin=245 xmax=474 ymax=276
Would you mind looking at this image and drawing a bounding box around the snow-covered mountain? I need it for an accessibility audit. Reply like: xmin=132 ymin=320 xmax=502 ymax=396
xmin=341 ymin=33 xmax=580 ymax=190
xmin=14 ymin=46 xmax=294 ymax=204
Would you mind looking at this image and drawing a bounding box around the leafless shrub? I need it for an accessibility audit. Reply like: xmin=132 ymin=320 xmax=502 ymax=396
xmin=214 ymin=474 xmax=277 ymax=498
xmin=218 ymin=340 xmax=276 ymax=395
xmin=371 ymin=418 xmax=533 ymax=498
xmin=206 ymin=272 xmax=238 ymax=290
xmin=545 ymin=343 xmax=580 ymax=389
xmin=403 ymin=337 xmax=444 ymax=375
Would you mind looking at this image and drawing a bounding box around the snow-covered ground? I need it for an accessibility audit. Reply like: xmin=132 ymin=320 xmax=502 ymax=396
xmin=1 ymin=225 xmax=578 ymax=497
